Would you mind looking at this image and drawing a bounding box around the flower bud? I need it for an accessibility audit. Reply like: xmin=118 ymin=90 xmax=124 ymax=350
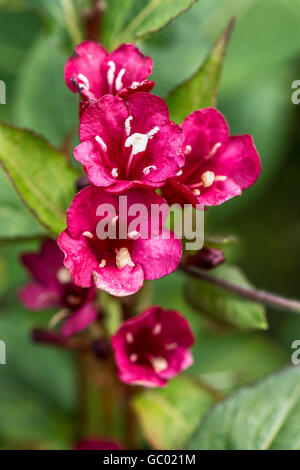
xmin=184 ymin=247 xmax=225 ymax=270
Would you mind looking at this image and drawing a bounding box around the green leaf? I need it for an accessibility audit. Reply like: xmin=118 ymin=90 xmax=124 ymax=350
xmin=104 ymin=0 xmax=198 ymax=49
xmin=14 ymin=36 xmax=78 ymax=147
xmin=0 ymin=122 xmax=78 ymax=235
xmin=132 ymin=376 xmax=215 ymax=449
xmin=0 ymin=168 xmax=46 ymax=241
xmin=0 ymin=378 xmax=73 ymax=448
xmin=166 ymin=18 xmax=234 ymax=124
xmin=189 ymin=332 xmax=288 ymax=393
xmin=188 ymin=367 xmax=300 ymax=450
xmin=204 ymin=233 xmax=238 ymax=248
xmin=185 ymin=264 xmax=267 ymax=330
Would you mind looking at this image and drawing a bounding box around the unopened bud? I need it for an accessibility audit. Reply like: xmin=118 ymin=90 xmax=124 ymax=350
xmin=91 ymin=338 xmax=110 ymax=360
xmin=184 ymin=247 xmax=225 ymax=270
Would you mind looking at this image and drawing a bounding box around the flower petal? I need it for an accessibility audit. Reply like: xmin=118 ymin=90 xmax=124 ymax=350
xmin=103 ymin=44 xmax=153 ymax=94
xmin=74 ymin=141 xmax=114 ymax=187
xmin=182 ymin=107 xmax=229 ymax=161
xmin=211 ymin=134 xmax=261 ymax=190
xmin=19 ymin=283 xmax=61 ymax=310
xmin=93 ymin=264 xmax=144 ymax=297
xmin=118 ymin=79 xmax=155 ymax=99
xmin=79 ymin=94 xmax=128 ymax=145
xmin=131 ymin=229 xmax=182 ymax=280
xmin=64 ymin=41 xmax=108 ymax=98
xmin=61 ymin=302 xmax=98 ymax=337
xmin=57 ymin=230 xmax=98 ymax=288
xmin=66 ymin=186 xmax=117 ymax=239
xmin=21 ymin=239 xmax=63 ymax=288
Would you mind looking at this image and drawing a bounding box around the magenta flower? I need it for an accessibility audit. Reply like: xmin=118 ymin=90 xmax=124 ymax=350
xmin=112 ymin=306 xmax=194 ymax=387
xmin=64 ymin=41 xmax=154 ymax=101
xmin=57 ymin=186 xmax=182 ymax=297
xmin=74 ymin=92 xmax=185 ymax=193
xmin=75 ymin=438 xmax=122 ymax=450
xmin=19 ymin=240 xmax=98 ymax=337
xmin=162 ymin=107 xmax=261 ymax=207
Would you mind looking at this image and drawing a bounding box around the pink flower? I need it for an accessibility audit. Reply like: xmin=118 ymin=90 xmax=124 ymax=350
xmin=112 ymin=306 xmax=194 ymax=387
xmin=75 ymin=438 xmax=122 ymax=450
xmin=57 ymin=186 xmax=182 ymax=297
xmin=19 ymin=240 xmax=98 ymax=337
xmin=74 ymin=93 xmax=185 ymax=193
xmin=162 ymin=108 xmax=261 ymax=207
xmin=64 ymin=41 xmax=154 ymax=101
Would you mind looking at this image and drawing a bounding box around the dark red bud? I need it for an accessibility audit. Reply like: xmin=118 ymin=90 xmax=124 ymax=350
xmin=184 ymin=247 xmax=225 ymax=270
xmin=31 ymin=328 xmax=65 ymax=346
xmin=91 ymin=338 xmax=110 ymax=360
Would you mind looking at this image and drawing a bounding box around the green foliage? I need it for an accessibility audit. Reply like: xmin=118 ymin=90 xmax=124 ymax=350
xmin=0 ymin=122 xmax=78 ymax=235
xmin=188 ymin=367 xmax=300 ymax=450
xmin=102 ymin=0 xmax=198 ymax=49
xmin=0 ymin=168 xmax=46 ymax=241
xmin=166 ymin=19 xmax=234 ymax=123
xmin=189 ymin=332 xmax=288 ymax=392
xmin=0 ymin=296 xmax=75 ymax=448
xmin=14 ymin=35 xmax=78 ymax=147
xmin=185 ymin=265 xmax=267 ymax=330
xmin=132 ymin=376 xmax=215 ymax=449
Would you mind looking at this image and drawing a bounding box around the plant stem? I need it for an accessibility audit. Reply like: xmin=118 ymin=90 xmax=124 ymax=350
xmin=123 ymin=386 xmax=138 ymax=450
xmin=83 ymin=0 xmax=105 ymax=41
xmin=181 ymin=265 xmax=300 ymax=314
xmin=76 ymin=352 xmax=89 ymax=440
xmin=61 ymin=0 xmax=82 ymax=46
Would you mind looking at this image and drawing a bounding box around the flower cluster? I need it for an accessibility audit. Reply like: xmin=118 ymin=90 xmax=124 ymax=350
xmin=20 ymin=40 xmax=261 ymax=389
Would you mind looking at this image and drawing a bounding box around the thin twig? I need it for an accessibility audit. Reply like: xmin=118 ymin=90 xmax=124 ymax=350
xmin=181 ymin=265 xmax=300 ymax=314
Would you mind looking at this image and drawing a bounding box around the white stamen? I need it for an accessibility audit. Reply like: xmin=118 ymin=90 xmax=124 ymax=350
xmin=207 ymin=142 xmax=221 ymax=159
xmin=107 ymin=60 xmax=116 ymax=86
xmin=130 ymin=81 xmax=139 ymax=89
xmin=130 ymin=353 xmax=138 ymax=362
xmin=148 ymin=126 xmax=160 ymax=138
xmin=116 ymin=247 xmax=135 ymax=269
xmin=56 ymin=267 xmax=71 ymax=284
xmin=87 ymin=54 xmax=92 ymax=59
xmin=115 ymin=67 xmax=126 ymax=91
xmin=95 ymin=135 xmax=107 ymax=152
xmin=151 ymin=357 xmax=168 ymax=373
xmin=93 ymin=271 xmax=100 ymax=285
xmin=125 ymin=126 xmax=159 ymax=156
xmin=125 ymin=133 xmax=148 ymax=155
xmin=48 ymin=308 xmax=69 ymax=328
xmin=215 ymin=175 xmax=227 ymax=182
xmin=201 ymin=171 xmax=215 ymax=188
xmin=99 ymin=259 xmax=106 ymax=268
xmin=176 ymin=170 xmax=183 ymax=177
xmin=153 ymin=323 xmax=162 ymax=335
xmin=143 ymin=165 xmax=157 ymax=176
xmin=126 ymin=332 xmax=134 ymax=344
xmin=111 ymin=215 xmax=119 ymax=225
xmin=83 ymin=231 xmax=94 ymax=239
xmin=184 ymin=144 xmax=192 ymax=155
xmin=111 ymin=168 xmax=119 ymax=177
xmin=78 ymin=73 xmax=89 ymax=90
xmin=125 ymin=116 xmax=133 ymax=136
xmin=165 ymin=342 xmax=178 ymax=351
xmin=127 ymin=230 xmax=139 ymax=240
xmin=193 ymin=189 xmax=201 ymax=196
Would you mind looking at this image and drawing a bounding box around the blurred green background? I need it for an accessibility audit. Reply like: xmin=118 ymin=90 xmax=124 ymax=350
xmin=0 ymin=0 xmax=299 ymax=449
